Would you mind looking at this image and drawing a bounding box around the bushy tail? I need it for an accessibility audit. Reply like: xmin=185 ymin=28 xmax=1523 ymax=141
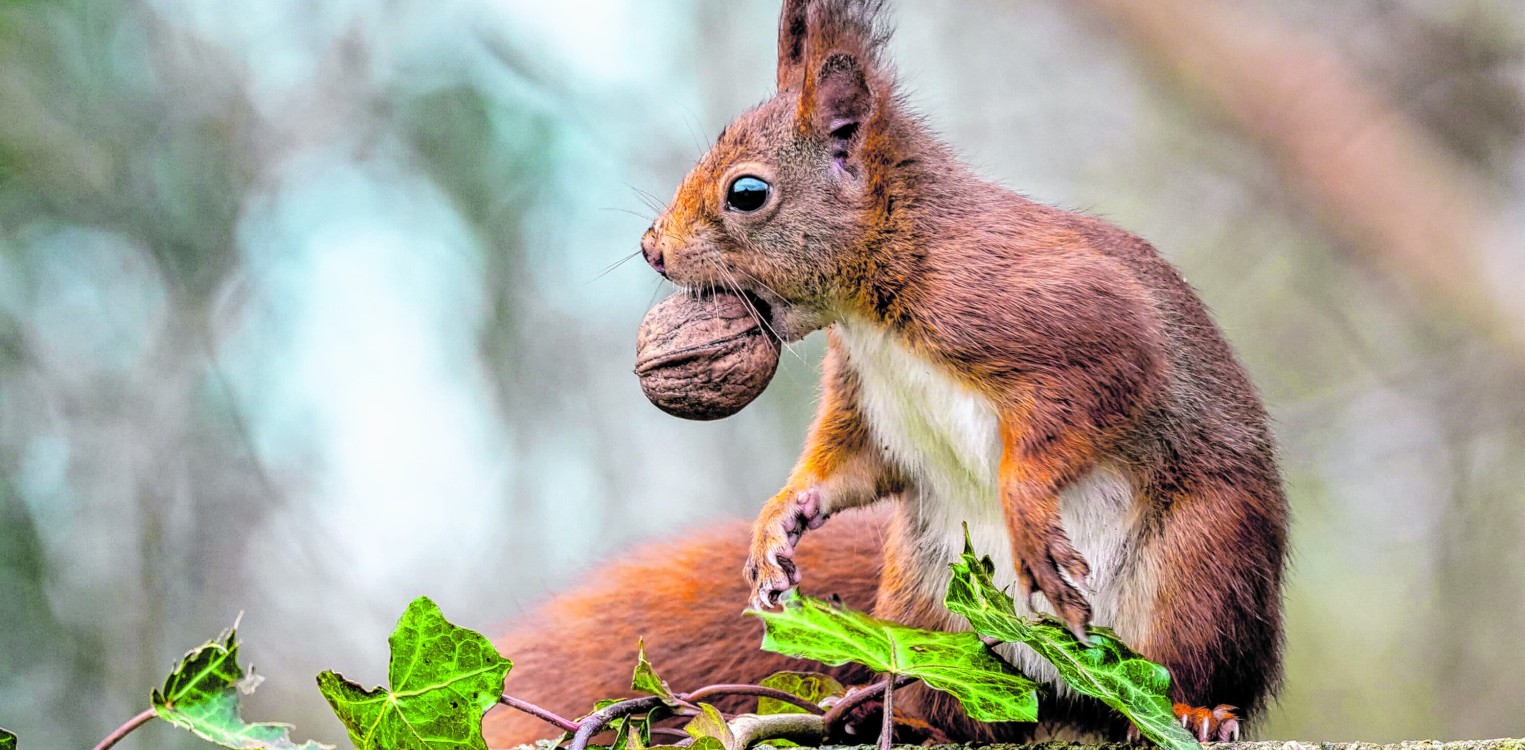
xmin=485 ymin=509 xmax=889 ymax=746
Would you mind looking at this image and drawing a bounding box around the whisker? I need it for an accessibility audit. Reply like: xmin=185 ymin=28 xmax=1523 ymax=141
xmin=677 ymin=104 xmax=709 ymax=158
xmin=707 ymin=260 xmax=760 ymax=328
xmin=600 ymin=207 xmax=655 ymax=221
xmin=632 ymin=185 xmax=665 ymax=207
xmin=625 ymin=184 xmax=666 ymax=215
xmin=731 ymin=267 xmax=786 ymax=304
xmin=588 ymin=250 xmax=645 ymax=284
xmin=635 ymin=185 xmax=664 ymax=207
xmin=711 ymin=261 xmax=807 ymax=367
xmin=648 ymin=277 xmax=670 ymax=309
xmin=727 ymin=268 xmax=809 ymax=364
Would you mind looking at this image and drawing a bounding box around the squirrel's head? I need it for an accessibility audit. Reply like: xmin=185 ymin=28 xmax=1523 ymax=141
xmin=641 ymin=0 xmax=899 ymax=342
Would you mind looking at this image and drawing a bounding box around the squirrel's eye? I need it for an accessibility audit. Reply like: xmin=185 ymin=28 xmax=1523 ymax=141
xmin=725 ymin=175 xmax=771 ymax=213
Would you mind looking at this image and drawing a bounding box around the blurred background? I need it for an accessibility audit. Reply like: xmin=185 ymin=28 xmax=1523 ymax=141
xmin=1 ymin=0 xmax=1523 ymax=746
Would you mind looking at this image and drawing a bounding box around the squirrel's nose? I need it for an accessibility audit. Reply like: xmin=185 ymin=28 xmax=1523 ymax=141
xmin=641 ymin=230 xmax=667 ymax=277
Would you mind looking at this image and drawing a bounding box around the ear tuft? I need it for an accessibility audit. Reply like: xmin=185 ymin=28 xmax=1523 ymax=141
xmin=806 ymin=0 xmax=891 ymax=71
xmin=776 ymin=0 xmax=811 ymax=90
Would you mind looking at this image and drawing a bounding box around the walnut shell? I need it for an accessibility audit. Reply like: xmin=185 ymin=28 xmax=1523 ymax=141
xmin=635 ymin=290 xmax=781 ymax=420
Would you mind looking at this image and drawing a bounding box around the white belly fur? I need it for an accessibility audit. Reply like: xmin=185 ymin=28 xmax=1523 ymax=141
xmin=835 ymin=319 xmax=1154 ymax=692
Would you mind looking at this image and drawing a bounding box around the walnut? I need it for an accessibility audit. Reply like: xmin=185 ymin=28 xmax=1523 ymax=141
xmin=635 ymin=290 xmax=781 ymax=420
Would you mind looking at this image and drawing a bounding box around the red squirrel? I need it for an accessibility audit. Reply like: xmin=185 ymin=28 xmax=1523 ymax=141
xmin=488 ymin=0 xmax=1286 ymax=744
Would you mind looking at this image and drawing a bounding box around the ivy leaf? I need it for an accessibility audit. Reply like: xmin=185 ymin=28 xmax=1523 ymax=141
xmin=317 ymin=597 xmax=512 ymax=750
xmin=602 ymin=703 xmax=652 ymax=750
xmin=757 ymin=672 xmax=843 ymax=715
xmin=684 ymin=704 xmax=735 ymax=750
xmin=944 ymin=531 xmax=1199 ymax=750
xmin=0 ymin=726 xmax=14 ymax=750
xmin=152 ymin=624 xmax=330 ymax=749
xmin=640 ymin=705 xmax=674 ymax=746
xmin=748 ymin=592 xmax=1039 ymax=723
xmin=583 ymin=697 xmax=626 ymax=749
xmin=627 ymin=718 xmax=649 ymax=750
xmin=630 ymin=641 xmax=676 ymax=703
xmin=610 ymin=714 xmax=648 ymax=750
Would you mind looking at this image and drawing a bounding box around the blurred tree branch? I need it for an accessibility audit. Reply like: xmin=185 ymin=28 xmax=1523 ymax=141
xmin=1076 ymin=0 xmax=1525 ymax=364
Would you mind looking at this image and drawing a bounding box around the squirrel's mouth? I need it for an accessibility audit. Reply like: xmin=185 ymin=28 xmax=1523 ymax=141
xmin=683 ymin=281 xmax=813 ymax=343
xmin=742 ymin=288 xmax=827 ymax=344
xmin=737 ymin=290 xmax=785 ymax=342
xmin=693 ymin=286 xmax=798 ymax=343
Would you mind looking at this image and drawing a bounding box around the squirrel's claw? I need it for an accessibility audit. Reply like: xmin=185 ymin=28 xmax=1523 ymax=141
xmin=1173 ymin=704 xmax=1240 ymax=742
xmin=745 ymin=488 xmax=826 ymax=609
xmin=744 ymin=556 xmax=792 ymax=610
xmin=1013 ymin=523 xmax=1094 ymax=642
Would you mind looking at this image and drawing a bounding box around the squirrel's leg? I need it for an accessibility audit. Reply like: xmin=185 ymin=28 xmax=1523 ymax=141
xmin=746 ymin=337 xmax=895 ymax=609
xmin=1142 ymin=477 xmax=1286 ymax=741
xmin=996 ymin=414 xmax=1099 ymax=640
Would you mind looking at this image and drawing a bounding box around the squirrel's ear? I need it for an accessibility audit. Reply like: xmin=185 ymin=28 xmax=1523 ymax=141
xmin=811 ymin=52 xmax=871 ymax=161
xmin=792 ymin=1 xmax=888 ymax=159
xmin=777 ymin=0 xmax=810 ymax=90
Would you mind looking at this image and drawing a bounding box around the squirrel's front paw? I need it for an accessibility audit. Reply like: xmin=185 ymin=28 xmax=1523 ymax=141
xmin=744 ymin=488 xmax=826 ymax=609
xmin=1014 ymin=521 xmax=1094 ymax=641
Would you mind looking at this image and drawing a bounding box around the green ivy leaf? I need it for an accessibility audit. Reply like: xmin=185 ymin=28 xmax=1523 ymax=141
xmin=757 ymin=672 xmax=843 ymax=715
xmin=748 ymin=592 xmax=1039 ymax=723
xmin=317 ymin=597 xmax=512 ymax=750
xmin=584 ymin=697 xmax=627 ymax=749
xmin=944 ymin=531 xmax=1199 ymax=750
xmin=644 ymin=704 xmax=676 ymax=747
xmin=0 ymin=726 xmax=15 ymax=750
xmin=628 ymin=718 xmax=649 ymax=750
xmin=610 ymin=714 xmax=647 ymax=750
xmin=630 ymin=641 xmax=676 ymax=703
xmin=683 ymin=703 xmax=735 ymax=750
xmin=152 ymin=625 xmax=330 ymax=749
xmin=639 ymin=743 xmax=718 ymax=750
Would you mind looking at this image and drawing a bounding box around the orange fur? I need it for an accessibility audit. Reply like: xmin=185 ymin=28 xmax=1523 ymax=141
xmin=485 ymin=512 xmax=885 ymax=746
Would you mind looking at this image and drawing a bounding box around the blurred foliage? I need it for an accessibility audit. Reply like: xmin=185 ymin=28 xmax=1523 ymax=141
xmin=0 ymin=0 xmax=1522 ymax=747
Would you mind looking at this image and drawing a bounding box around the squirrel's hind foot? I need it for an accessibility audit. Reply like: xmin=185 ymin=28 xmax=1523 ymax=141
xmin=1172 ymin=703 xmax=1240 ymax=742
xmin=1123 ymin=704 xmax=1238 ymax=743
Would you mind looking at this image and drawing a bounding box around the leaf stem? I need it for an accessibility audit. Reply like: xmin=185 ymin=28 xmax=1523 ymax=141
xmin=680 ymin=684 xmax=826 ymax=715
xmin=879 ymin=678 xmax=894 ymax=750
xmin=529 ymin=675 xmax=873 ymax=750
xmin=819 ymin=675 xmax=914 ymax=732
xmin=92 ymin=708 xmax=156 ymax=750
xmin=568 ymin=695 xmax=664 ymax=750
xmin=499 ymin=695 xmax=579 ymax=733
xmin=649 ymin=727 xmax=692 ymax=741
